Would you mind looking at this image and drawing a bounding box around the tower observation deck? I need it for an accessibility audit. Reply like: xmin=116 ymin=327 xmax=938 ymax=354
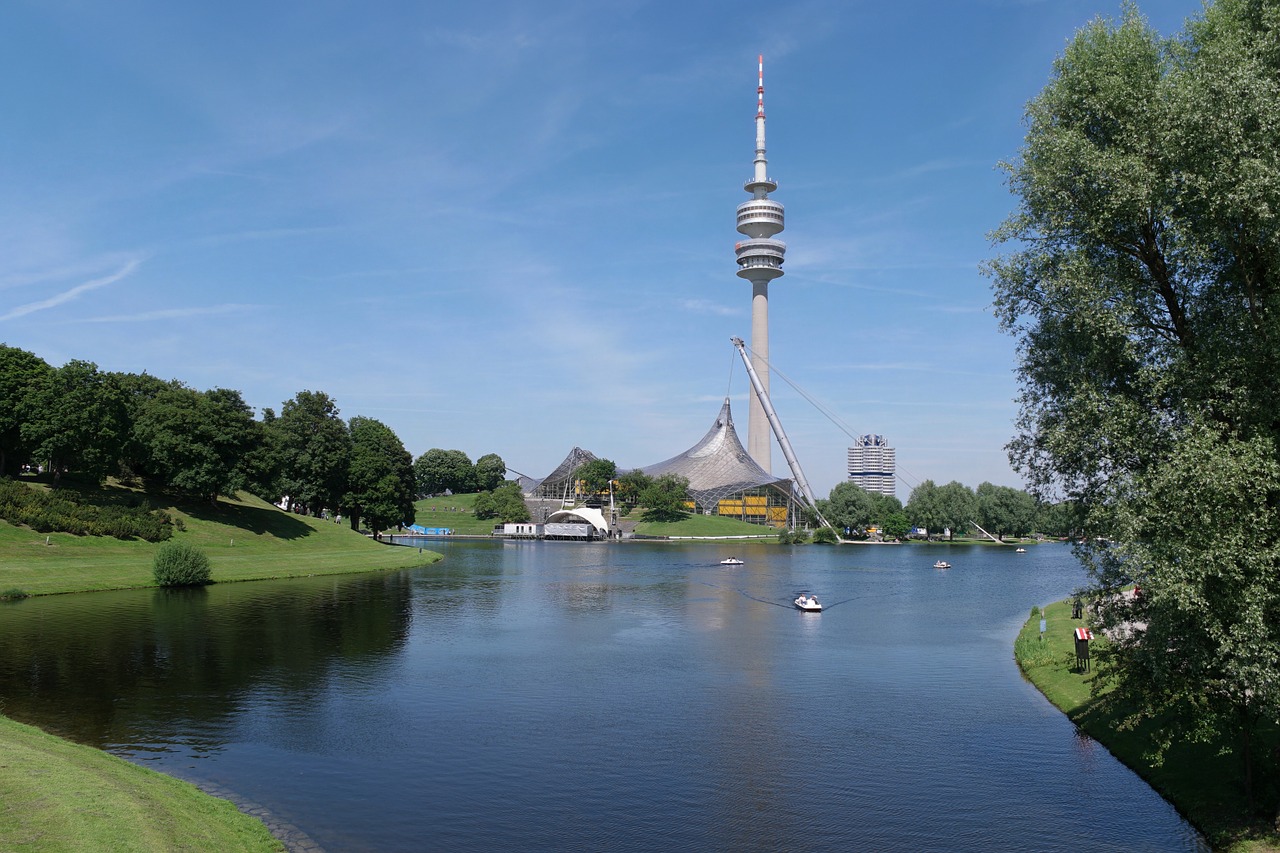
xmin=735 ymin=55 xmax=785 ymax=472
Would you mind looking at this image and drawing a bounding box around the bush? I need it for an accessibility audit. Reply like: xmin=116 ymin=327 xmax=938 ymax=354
xmin=152 ymin=541 xmax=212 ymax=587
xmin=0 ymin=588 xmax=28 ymax=601
xmin=0 ymin=478 xmax=174 ymax=541
xmin=812 ymin=527 xmax=839 ymax=544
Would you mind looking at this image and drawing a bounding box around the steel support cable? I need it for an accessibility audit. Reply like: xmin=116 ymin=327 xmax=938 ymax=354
xmin=736 ymin=342 xmax=923 ymax=493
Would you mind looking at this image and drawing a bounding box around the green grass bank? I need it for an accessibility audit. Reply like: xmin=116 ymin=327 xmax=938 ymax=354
xmin=1015 ymin=598 xmax=1280 ymax=852
xmin=0 ymin=713 xmax=283 ymax=852
xmin=0 ymin=486 xmax=441 ymax=597
xmin=0 ymin=481 xmax=444 ymax=849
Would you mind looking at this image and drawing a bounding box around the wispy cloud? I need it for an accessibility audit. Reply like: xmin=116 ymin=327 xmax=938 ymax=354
xmin=679 ymin=298 xmax=739 ymax=317
xmin=884 ymin=158 xmax=987 ymax=181
xmin=77 ymin=303 xmax=257 ymax=323
xmin=0 ymin=259 xmax=142 ymax=322
xmin=0 ymin=253 xmax=142 ymax=292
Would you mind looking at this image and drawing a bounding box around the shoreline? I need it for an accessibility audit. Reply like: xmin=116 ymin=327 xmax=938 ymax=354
xmin=1015 ymin=597 xmax=1280 ymax=852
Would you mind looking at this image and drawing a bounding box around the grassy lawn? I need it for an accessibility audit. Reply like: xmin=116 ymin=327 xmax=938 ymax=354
xmin=0 ymin=485 xmax=441 ymax=597
xmin=633 ymin=514 xmax=780 ymax=538
xmin=0 ymin=714 xmax=282 ymax=852
xmin=1016 ymin=598 xmax=1280 ymax=851
xmin=411 ymin=493 xmax=497 ymax=535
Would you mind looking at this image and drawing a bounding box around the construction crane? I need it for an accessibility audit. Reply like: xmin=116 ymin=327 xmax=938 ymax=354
xmin=731 ymin=337 xmax=836 ymax=534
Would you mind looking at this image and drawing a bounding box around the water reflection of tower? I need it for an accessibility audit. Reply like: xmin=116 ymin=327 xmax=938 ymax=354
xmin=734 ymin=55 xmax=786 ymax=474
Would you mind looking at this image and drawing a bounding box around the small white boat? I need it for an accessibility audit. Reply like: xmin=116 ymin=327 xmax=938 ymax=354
xmin=1015 ymin=547 xmax=1027 ymax=553
xmin=719 ymin=557 xmax=744 ymax=565
xmin=934 ymin=560 xmax=951 ymax=569
xmin=794 ymin=595 xmax=822 ymax=612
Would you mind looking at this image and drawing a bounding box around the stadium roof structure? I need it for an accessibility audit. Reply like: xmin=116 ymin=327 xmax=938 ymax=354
xmin=528 ymin=446 xmax=599 ymax=498
xmin=642 ymin=398 xmax=792 ymax=510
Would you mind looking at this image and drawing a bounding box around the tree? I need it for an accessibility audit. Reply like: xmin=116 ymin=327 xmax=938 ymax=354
xmin=135 ymin=385 xmax=257 ymax=502
xmin=0 ymin=345 xmax=51 ymax=476
xmin=905 ymin=480 xmax=944 ymax=537
xmin=576 ymin=458 xmax=617 ymax=497
xmin=21 ymin=360 xmax=127 ymax=485
xmin=473 ymin=490 xmax=496 ymax=520
xmin=268 ymin=391 xmax=351 ymax=516
xmin=820 ymin=482 xmax=874 ymax=538
xmin=474 ymin=453 xmax=507 ymax=492
xmin=1036 ymin=500 xmax=1081 ymax=539
xmin=935 ymin=481 xmax=976 ymax=541
xmin=639 ymin=474 xmax=691 ymax=523
xmin=881 ymin=511 xmax=911 ymax=541
xmin=414 ymin=448 xmax=475 ymax=495
xmin=868 ymin=492 xmax=904 ymax=528
xmin=491 ymin=481 xmax=530 ymax=523
xmin=111 ymin=371 xmax=179 ymax=481
xmin=344 ymin=417 xmax=416 ymax=533
xmin=242 ymin=407 xmax=284 ymax=503
xmin=614 ymin=469 xmax=652 ymax=507
xmin=976 ymin=482 xmax=1038 ymax=541
xmin=475 ymin=483 xmax=530 ymax=523
xmin=986 ymin=0 xmax=1280 ymax=814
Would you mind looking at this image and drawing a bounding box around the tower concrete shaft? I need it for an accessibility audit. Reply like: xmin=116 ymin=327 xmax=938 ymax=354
xmin=734 ymin=55 xmax=785 ymax=472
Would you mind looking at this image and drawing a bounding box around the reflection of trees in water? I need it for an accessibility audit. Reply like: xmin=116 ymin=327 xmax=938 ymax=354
xmin=0 ymin=572 xmax=413 ymax=751
xmin=411 ymin=565 xmax=507 ymax=617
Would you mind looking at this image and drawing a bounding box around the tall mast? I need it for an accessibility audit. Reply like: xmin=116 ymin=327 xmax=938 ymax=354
xmin=734 ymin=55 xmax=786 ymax=473
xmin=731 ymin=337 xmax=833 ymax=532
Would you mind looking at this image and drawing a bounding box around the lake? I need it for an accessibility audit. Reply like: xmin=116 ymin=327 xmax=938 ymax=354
xmin=0 ymin=539 xmax=1205 ymax=851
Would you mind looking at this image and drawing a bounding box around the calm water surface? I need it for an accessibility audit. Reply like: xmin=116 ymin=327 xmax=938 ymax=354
xmin=0 ymin=540 xmax=1205 ymax=851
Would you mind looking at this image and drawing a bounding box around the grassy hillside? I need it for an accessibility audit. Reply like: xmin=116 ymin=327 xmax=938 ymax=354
xmin=0 ymin=484 xmax=440 ymax=596
xmin=411 ymin=493 xmax=496 ymax=535
xmin=0 ymin=713 xmax=283 ymax=852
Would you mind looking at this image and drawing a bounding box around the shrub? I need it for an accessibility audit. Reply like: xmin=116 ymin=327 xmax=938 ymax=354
xmin=0 ymin=588 xmax=29 ymax=601
xmin=812 ymin=527 xmax=839 ymax=545
xmin=0 ymin=477 xmax=173 ymax=541
xmin=152 ymin=541 xmax=212 ymax=587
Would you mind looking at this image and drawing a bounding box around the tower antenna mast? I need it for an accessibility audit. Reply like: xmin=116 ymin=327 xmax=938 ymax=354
xmin=734 ymin=55 xmax=787 ymax=473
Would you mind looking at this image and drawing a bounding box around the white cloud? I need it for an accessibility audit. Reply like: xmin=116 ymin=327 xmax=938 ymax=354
xmin=679 ymin=298 xmax=739 ymax=316
xmin=76 ymin=303 xmax=256 ymax=323
xmin=0 ymin=259 xmax=142 ymax=322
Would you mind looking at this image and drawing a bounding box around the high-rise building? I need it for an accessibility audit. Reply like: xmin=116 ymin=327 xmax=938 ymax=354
xmin=847 ymin=435 xmax=896 ymax=497
xmin=734 ymin=55 xmax=786 ymax=473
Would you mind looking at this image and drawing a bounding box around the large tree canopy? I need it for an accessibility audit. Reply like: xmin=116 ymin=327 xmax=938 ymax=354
xmin=135 ymin=385 xmax=257 ymax=501
xmin=268 ymin=390 xmax=352 ymax=515
xmin=0 ymin=345 xmax=51 ymax=477
xmin=344 ymin=416 xmax=416 ymax=533
xmin=473 ymin=453 xmax=507 ymax=492
xmin=975 ymin=482 xmax=1037 ymax=541
xmin=820 ymin=481 xmax=874 ymax=537
xmin=639 ymin=474 xmax=691 ymax=523
xmin=413 ymin=448 xmax=475 ymax=496
xmin=21 ymin=360 xmax=127 ymax=485
xmin=575 ymin=458 xmax=617 ymax=497
xmin=986 ymin=0 xmax=1280 ymax=814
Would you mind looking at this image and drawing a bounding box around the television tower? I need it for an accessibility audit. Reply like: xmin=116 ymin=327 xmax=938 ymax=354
xmin=734 ymin=55 xmax=785 ymax=473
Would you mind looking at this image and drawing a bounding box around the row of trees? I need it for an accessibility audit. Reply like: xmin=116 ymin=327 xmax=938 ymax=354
xmin=570 ymin=459 xmax=691 ymax=521
xmin=987 ymin=0 xmax=1280 ymax=820
xmin=0 ymin=345 xmax=507 ymax=533
xmin=819 ymin=479 xmax=1061 ymax=542
xmin=412 ymin=448 xmax=507 ymax=496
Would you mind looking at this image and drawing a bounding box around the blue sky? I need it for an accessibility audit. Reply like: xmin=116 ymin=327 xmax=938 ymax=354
xmin=2 ymin=0 xmax=1203 ymax=499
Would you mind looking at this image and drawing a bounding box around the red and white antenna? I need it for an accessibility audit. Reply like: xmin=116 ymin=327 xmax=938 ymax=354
xmin=757 ymin=54 xmax=765 ymax=118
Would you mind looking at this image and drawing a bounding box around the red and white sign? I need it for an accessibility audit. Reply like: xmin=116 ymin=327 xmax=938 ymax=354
xmin=1075 ymin=628 xmax=1094 ymax=641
